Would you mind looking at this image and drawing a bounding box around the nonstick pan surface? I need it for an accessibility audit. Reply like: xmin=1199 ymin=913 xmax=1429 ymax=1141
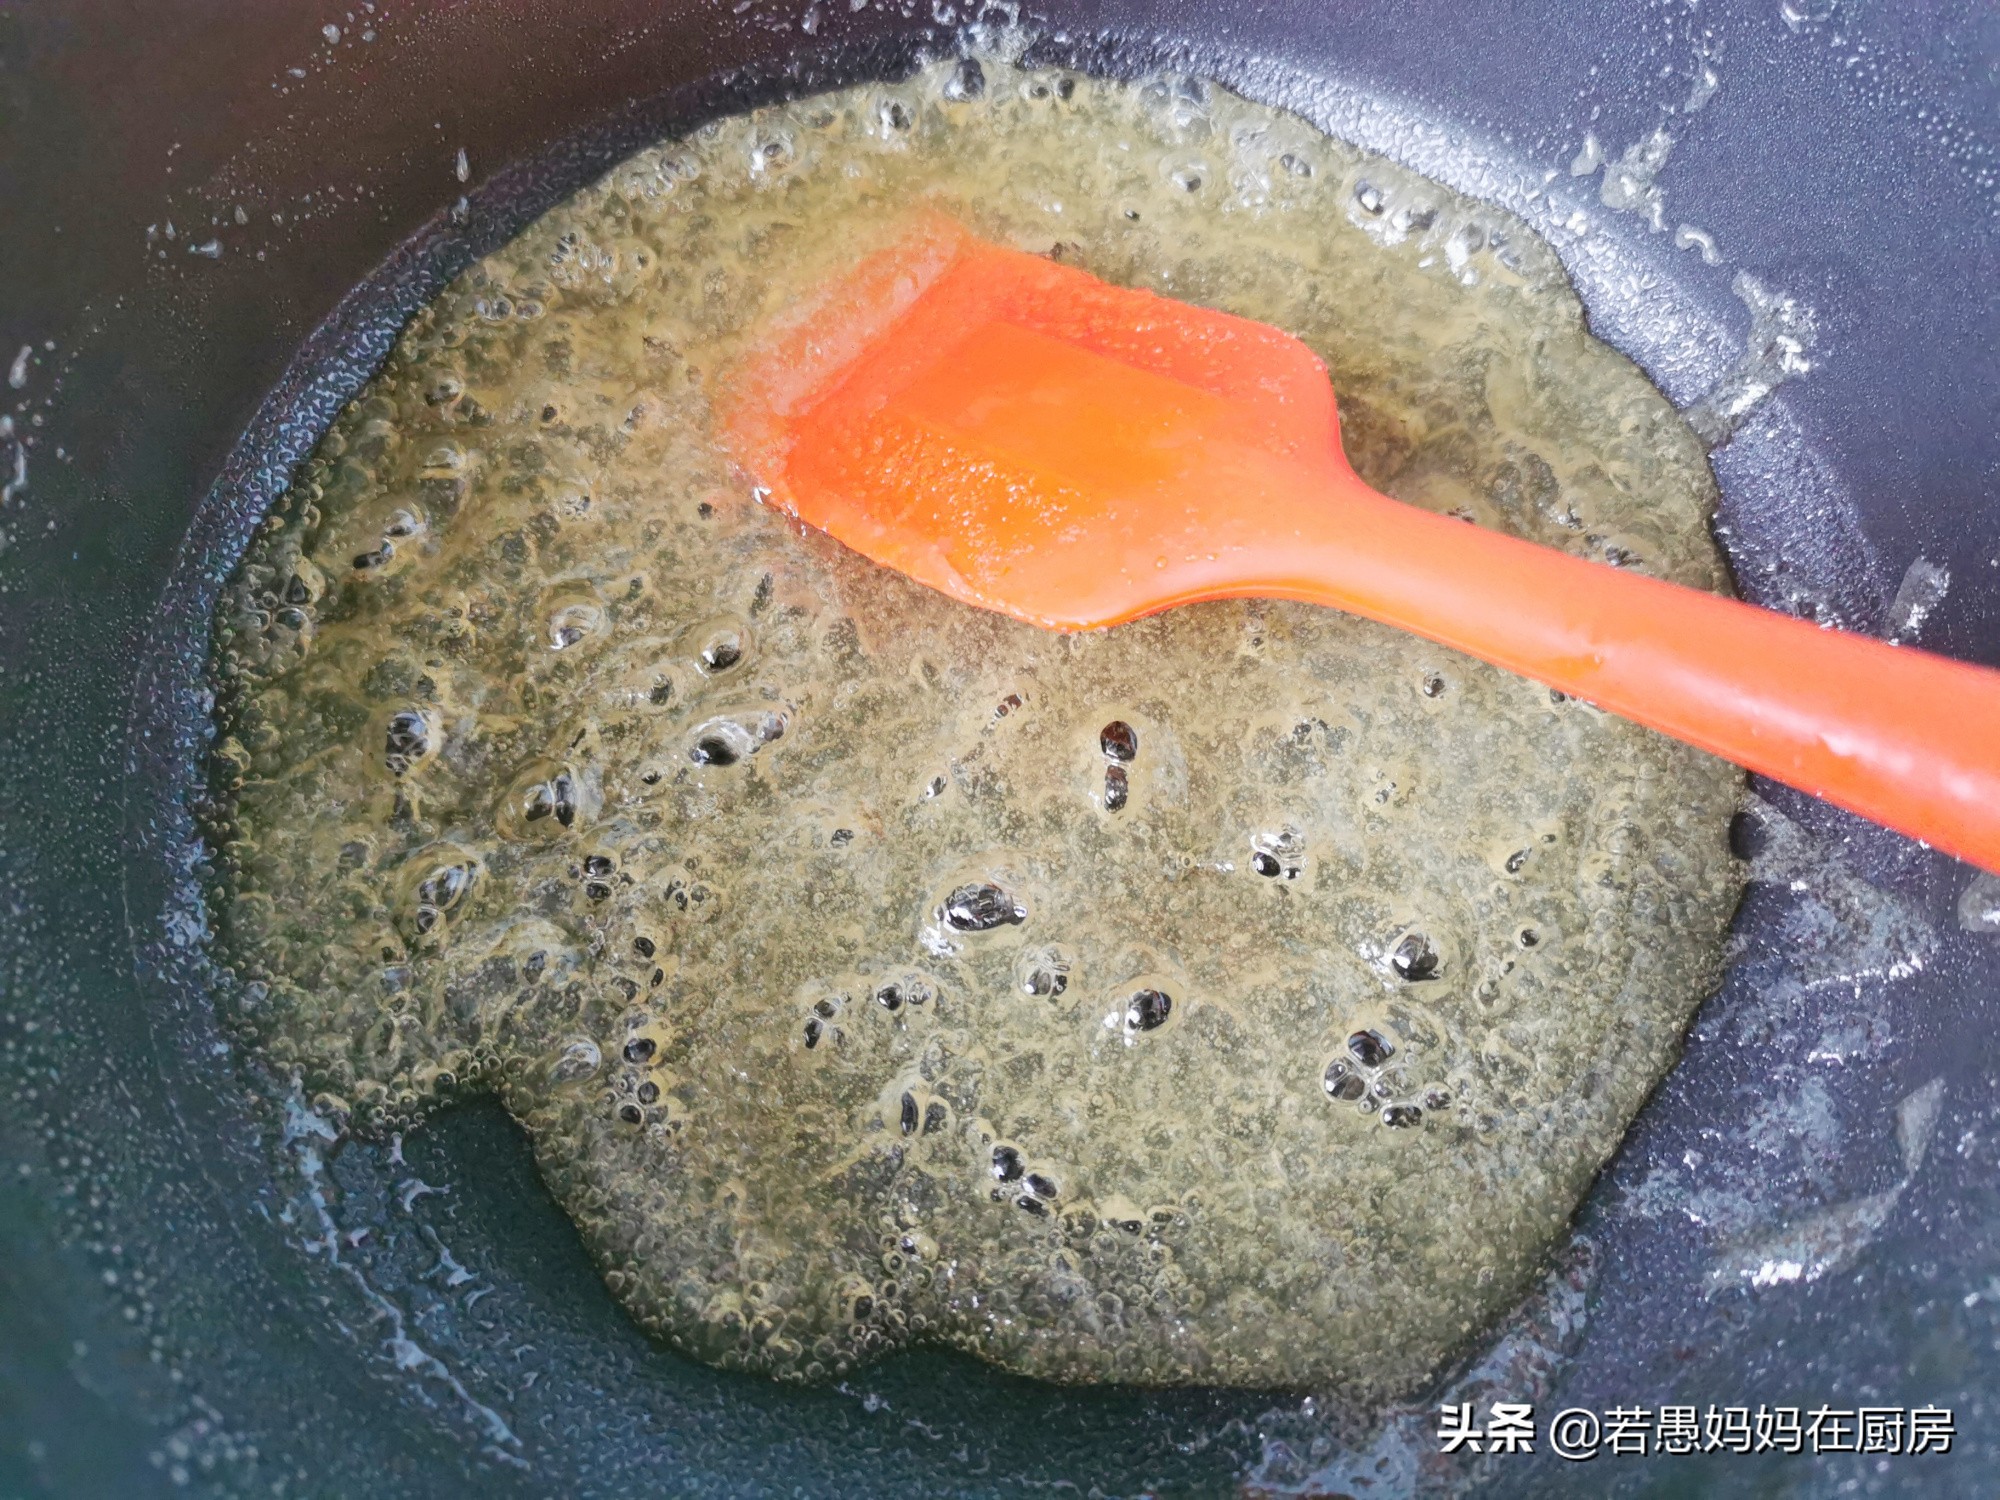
xmin=2 ymin=2 xmax=1997 ymax=1495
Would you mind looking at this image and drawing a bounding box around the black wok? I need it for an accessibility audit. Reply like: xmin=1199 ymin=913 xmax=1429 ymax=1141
xmin=1 ymin=1 xmax=1996 ymax=1494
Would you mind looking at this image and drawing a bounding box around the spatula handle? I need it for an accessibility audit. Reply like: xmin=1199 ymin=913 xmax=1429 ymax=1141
xmin=1285 ymin=483 xmax=2000 ymax=873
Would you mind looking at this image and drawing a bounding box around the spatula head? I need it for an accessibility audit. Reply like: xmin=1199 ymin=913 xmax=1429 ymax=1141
xmin=720 ymin=214 xmax=1356 ymax=631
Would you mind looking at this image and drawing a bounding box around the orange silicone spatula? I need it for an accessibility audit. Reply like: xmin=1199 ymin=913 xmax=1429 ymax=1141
xmin=721 ymin=214 xmax=2000 ymax=874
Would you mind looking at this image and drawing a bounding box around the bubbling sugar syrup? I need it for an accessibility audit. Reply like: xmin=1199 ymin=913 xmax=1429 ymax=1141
xmin=205 ymin=53 xmax=1742 ymax=1393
